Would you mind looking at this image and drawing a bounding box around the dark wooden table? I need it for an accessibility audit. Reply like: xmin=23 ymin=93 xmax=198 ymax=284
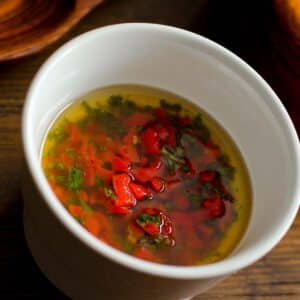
xmin=0 ymin=1 xmax=299 ymax=299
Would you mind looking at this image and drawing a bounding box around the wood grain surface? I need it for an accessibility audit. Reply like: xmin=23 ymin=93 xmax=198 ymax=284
xmin=0 ymin=0 xmax=103 ymax=62
xmin=0 ymin=0 xmax=299 ymax=299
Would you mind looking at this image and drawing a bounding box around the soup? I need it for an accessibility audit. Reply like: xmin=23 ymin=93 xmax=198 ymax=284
xmin=41 ymin=85 xmax=251 ymax=266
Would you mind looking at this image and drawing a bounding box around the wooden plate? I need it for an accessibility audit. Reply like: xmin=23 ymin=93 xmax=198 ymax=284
xmin=0 ymin=0 xmax=103 ymax=62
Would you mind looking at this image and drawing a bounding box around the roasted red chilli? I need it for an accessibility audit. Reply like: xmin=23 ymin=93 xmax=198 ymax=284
xmin=42 ymin=88 xmax=251 ymax=266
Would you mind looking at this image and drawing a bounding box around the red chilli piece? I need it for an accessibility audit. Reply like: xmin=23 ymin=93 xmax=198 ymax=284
xmin=150 ymin=177 xmax=166 ymax=193
xmin=179 ymin=116 xmax=192 ymax=126
xmin=149 ymin=158 xmax=163 ymax=169
xmin=112 ymin=156 xmax=130 ymax=172
xmin=129 ymin=182 xmax=153 ymax=200
xmin=144 ymin=223 xmax=160 ymax=235
xmin=202 ymin=196 xmax=225 ymax=218
xmin=112 ymin=173 xmax=136 ymax=208
xmin=141 ymin=127 xmax=161 ymax=155
xmin=155 ymin=107 xmax=168 ymax=120
xmin=199 ymin=170 xmax=217 ymax=183
xmin=136 ymin=208 xmax=176 ymax=247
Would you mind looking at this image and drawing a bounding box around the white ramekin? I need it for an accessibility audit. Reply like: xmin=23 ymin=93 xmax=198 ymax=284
xmin=22 ymin=23 xmax=300 ymax=300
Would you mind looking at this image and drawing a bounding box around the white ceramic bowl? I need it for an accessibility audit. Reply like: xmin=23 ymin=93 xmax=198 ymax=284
xmin=22 ymin=23 xmax=300 ymax=300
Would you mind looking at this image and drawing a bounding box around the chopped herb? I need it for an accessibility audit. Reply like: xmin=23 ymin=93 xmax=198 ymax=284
xmin=180 ymin=163 xmax=190 ymax=172
xmin=108 ymin=95 xmax=123 ymax=107
xmin=48 ymin=125 xmax=68 ymax=143
xmin=218 ymin=165 xmax=235 ymax=181
xmin=191 ymin=114 xmax=210 ymax=142
xmin=138 ymin=235 xmax=149 ymax=246
xmin=82 ymin=100 xmax=126 ymax=137
xmin=140 ymin=105 xmax=153 ymax=113
xmin=138 ymin=234 xmax=167 ymax=249
xmin=81 ymin=101 xmax=95 ymax=116
xmin=160 ymin=99 xmax=182 ymax=113
xmin=153 ymin=235 xmax=166 ymax=246
xmin=136 ymin=213 xmax=161 ymax=226
xmin=201 ymin=182 xmax=214 ymax=196
xmin=68 ymin=167 xmax=83 ymax=190
xmin=120 ymin=99 xmax=137 ymax=116
xmin=104 ymin=186 xmax=116 ymax=199
xmin=79 ymin=199 xmax=93 ymax=213
xmin=161 ymin=145 xmax=186 ymax=174
xmin=95 ymin=109 xmax=126 ymax=137
xmin=180 ymin=133 xmax=203 ymax=157
xmin=77 ymin=117 xmax=89 ymax=129
xmin=161 ymin=146 xmax=185 ymax=163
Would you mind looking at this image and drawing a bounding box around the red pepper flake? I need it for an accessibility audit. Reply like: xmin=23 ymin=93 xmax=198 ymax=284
xmin=136 ymin=208 xmax=176 ymax=247
xmin=179 ymin=116 xmax=192 ymax=126
xmin=129 ymin=182 xmax=153 ymax=200
xmin=69 ymin=205 xmax=83 ymax=218
xmin=149 ymin=158 xmax=163 ymax=169
xmin=141 ymin=127 xmax=161 ymax=155
xmin=202 ymin=196 xmax=225 ymax=218
xmin=155 ymin=107 xmax=168 ymax=120
xmin=199 ymin=170 xmax=217 ymax=182
xmin=150 ymin=177 xmax=166 ymax=193
xmin=144 ymin=223 xmax=160 ymax=235
xmin=112 ymin=173 xmax=136 ymax=208
xmin=112 ymin=156 xmax=130 ymax=172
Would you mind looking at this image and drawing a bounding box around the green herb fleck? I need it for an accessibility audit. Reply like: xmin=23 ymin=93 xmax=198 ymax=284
xmin=136 ymin=213 xmax=161 ymax=226
xmin=81 ymin=101 xmax=95 ymax=116
xmin=160 ymin=99 xmax=182 ymax=113
xmin=95 ymin=110 xmax=126 ymax=137
xmin=108 ymin=95 xmax=123 ymax=107
xmin=104 ymin=187 xmax=116 ymax=199
xmin=79 ymin=199 xmax=93 ymax=213
xmin=191 ymin=114 xmax=210 ymax=142
xmin=180 ymin=164 xmax=190 ymax=172
xmin=68 ymin=167 xmax=83 ymax=191
xmin=161 ymin=145 xmax=186 ymax=174
xmin=48 ymin=125 xmax=68 ymax=143
xmin=77 ymin=117 xmax=89 ymax=129
xmin=138 ymin=234 xmax=167 ymax=249
xmin=218 ymin=165 xmax=235 ymax=181
xmin=120 ymin=99 xmax=137 ymax=116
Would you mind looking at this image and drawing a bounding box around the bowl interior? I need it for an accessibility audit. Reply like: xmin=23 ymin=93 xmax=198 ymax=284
xmin=23 ymin=24 xmax=300 ymax=278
